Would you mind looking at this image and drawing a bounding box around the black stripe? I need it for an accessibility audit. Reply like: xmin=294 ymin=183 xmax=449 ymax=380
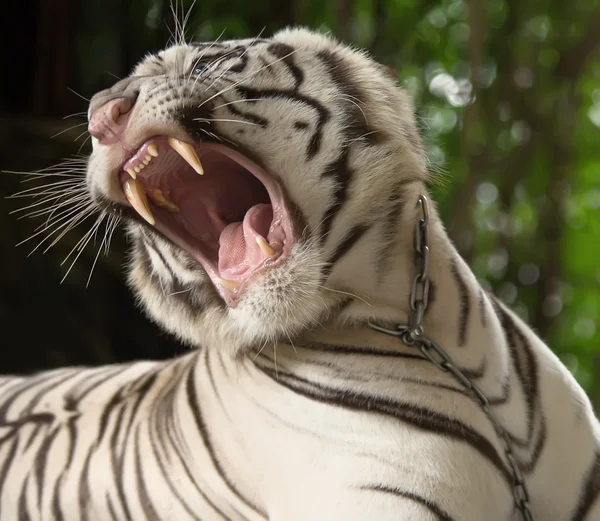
xmin=322 ymin=223 xmax=369 ymax=280
xmin=34 ymin=426 xmax=61 ymax=506
xmin=78 ymin=450 xmax=94 ymax=521
xmin=134 ymin=427 xmax=162 ymax=520
xmin=106 ymin=494 xmax=120 ymax=521
xmin=236 ymin=86 xmax=329 ymax=160
xmin=113 ymin=372 xmax=159 ymax=521
xmin=374 ymin=182 xmax=410 ymax=283
xmin=51 ymin=474 xmax=66 ymax=521
xmin=478 ymin=286 xmax=488 ymax=327
xmin=147 ymin=361 xmax=225 ymax=520
xmin=185 ymin=362 xmax=264 ymax=518
xmin=18 ymin=476 xmax=32 ymax=521
xmin=141 ymin=233 xmax=176 ymax=280
xmin=572 ymin=449 xmax=600 ymax=520
xmin=267 ymin=43 xmax=304 ymax=88
xmin=491 ymin=297 xmax=539 ymax=439
xmin=450 ymin=258 xmax=470 ymax=346
xmin=304 ymin=341 xmax=426 ymax=361
xmin=256 ymin=364 xmax=511 ymax=484
xmin=319 ymin=149 xmax=352 ymax=243
xmin=224 ymin=99 xmax=269 ymax=128
xmin=361 ymin=484 xmax=455 ymax=521
xmin=316 ymin=49 xmax=385 ymax=146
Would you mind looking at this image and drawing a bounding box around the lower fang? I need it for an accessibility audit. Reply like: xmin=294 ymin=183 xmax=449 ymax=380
xmin=217 ymin=278 xmax=240 ymax=291
xmin=257 ymin=236 xmax=276 ymax=256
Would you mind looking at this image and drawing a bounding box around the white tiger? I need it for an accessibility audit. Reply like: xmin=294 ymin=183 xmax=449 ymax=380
xmin=1 ymin=27 xmax=599 ymax=521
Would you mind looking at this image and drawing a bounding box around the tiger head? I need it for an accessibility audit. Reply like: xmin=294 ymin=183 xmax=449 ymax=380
xmin=86 ymin=28 xmax=429 ymax=353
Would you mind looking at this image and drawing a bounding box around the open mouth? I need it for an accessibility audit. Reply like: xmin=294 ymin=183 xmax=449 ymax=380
xmin=117 ymin=136 xmax=294 ymax=306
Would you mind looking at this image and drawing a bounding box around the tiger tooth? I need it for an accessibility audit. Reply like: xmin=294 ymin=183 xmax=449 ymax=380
xmin=153 ymin=189 xmax=166 ymax=203
xmin=148 ymin=144 xmax=159 ymax=157
xmin=256 ymin=236 xmax=276 ymax=256
xmin=134 ymin=165 xmax=141 ymax=173
xmin=167 ymin=137 xmax=204 ymax=175
xmin=138 ymin=163 xmax=145 ymax=170
xmin=126 ymin=168 xmax=137 ymax=179
xmin=217 ymin=278 xmax=240 ymax=291
xmin=145 ymin=155 xmax=152 ymax=162
xmin=151 ymin=189 xmax=180 ymax=213
xmin=123 ymin=179 xmax=155 ymax=225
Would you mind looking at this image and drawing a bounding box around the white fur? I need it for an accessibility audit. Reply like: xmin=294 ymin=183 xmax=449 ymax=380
xmin=1 ymin=28 xmax=599 ymax=521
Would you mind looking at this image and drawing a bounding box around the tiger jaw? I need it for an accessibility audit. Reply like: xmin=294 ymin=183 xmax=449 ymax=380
xmin=116 ymin=135 xmax=294 ymax=306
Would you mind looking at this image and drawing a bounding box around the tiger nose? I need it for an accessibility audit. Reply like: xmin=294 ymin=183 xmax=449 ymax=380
xmin=88 ymin=97 xmax=136 ymax=144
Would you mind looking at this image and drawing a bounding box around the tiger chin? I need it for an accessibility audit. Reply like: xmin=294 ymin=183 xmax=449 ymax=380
xmin=3 ymin=27 xmax=600 ymax=521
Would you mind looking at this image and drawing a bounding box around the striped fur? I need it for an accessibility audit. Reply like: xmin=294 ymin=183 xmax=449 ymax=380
xmin=2 ymin=28 xmax=600 ymax=520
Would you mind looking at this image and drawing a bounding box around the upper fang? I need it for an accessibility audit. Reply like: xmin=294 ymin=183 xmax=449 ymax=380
xmin=167 ymin=137 xmax=204 ymax=175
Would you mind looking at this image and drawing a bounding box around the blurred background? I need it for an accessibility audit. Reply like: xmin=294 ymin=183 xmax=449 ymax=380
xmin=1 ymin=0 xmax=599 ymax=405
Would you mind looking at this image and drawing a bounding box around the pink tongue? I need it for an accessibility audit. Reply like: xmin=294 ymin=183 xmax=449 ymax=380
xmin=218 ymin=204 xmax=273 ymax=281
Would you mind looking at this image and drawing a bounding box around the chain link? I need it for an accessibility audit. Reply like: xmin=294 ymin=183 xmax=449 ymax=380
xmin=369 ymin=195 xmax=533 ymax=521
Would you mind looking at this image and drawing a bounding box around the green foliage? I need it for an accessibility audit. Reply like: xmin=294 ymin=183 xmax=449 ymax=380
xmin=164 ymin=0 xmax=600 ymax=396
xmin=12 ymin=0 xmax=600 ymax=398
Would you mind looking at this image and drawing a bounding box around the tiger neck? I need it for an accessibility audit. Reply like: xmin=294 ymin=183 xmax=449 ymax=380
xmin=300 ymin=193 xmax=510 ymax=376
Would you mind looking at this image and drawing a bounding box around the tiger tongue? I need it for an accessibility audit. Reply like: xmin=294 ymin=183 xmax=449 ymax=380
xmin=218 ymin=203 xmax=275 ymax=281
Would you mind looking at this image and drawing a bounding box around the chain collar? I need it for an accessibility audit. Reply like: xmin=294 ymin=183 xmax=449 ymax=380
xmin=368 ymin=195 xmax=533 ymax=521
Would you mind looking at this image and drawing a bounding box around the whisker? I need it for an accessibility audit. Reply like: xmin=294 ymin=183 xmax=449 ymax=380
xmin=318 ymin=285 xmax=372 ymax=306
xmin=77 ymin=134 xmax=92 ymax=154
xmin=193 ymin=118 xmax=259 ymax=126
xmin=67 ymin=87 xmax=90 ymax=103
xmin=61 ymin=212 xmax=106 ymax=283
xmin=50 ymin=121 xmax=89 ymax=140
xmin=87 ymin=213 xmax=115 ymax=287
xmin=43 ymin=204 xmax=97 ymax=252
xmin=9 ymin=179 xmax=84 ymax=199
xmin=211 ymin=98 xmax=266 ymax=111
xmin=62 ymin=111 xmax=87 ymax=120
xmin=74 ymin=128 xmax=91 ymax=142
xmin=195 ymin=48 xmax=300 ymax=114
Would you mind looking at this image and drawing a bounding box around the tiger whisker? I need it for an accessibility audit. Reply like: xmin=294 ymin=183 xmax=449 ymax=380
xmin=58 ymin=209 xmax=105 ymax=264
xmin=50 ymin=121 xmax=89 ymax=140
xmin=62 ymin=111 xmax=87 ymax=120
xmin=38 ymin=196 xmax=91 ymax=229
xmin=211 ymin=98 xmax=266 ymax=111
xmin=186 ymin=28 xmax=227 ymax=85
xmin=67 ymin=87 xmax=91 ymax=103
xmin=77 ymin=134 xmax=92 ymax=154
xmin=10 ymin=189 xmax=86 ymax=215
xmin=252 ymin=339 xmax=270 ymax=361
xmin=9 ymin=179 xmax=84 ymax=198
xmin=318 ymin=285 xmax=372 ymax=306
xmin=104 ymin=215 xmax=121 ymax=255
xmin=24 ymin=195 xmax=89 ymax=224
xmin=39 ymin=205 xmax=97 ymax=253
xmin=194 ymin=48 xmax=299 ymax=114
xmin=192 ymin=29 xmax=266 ymax=93
xmin=74 ymin=128 xmax=91 ymax=143
xmin=18 ymin=203 xmax=95 ymax=253
xmin=87 ymin=213 xmax=117 ymax=287
xmin=168 ymin=287 xmax=193 ymax=296
xmin=61 ymin=212 xmax=107 ymax=283
xmin=338 ymin=94 xmax=369 ymax=126
xmin=193 ymin=118 xmax=259 ymax=127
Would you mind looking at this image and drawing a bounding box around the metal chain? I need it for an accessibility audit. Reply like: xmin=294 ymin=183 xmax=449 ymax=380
xmin=369 ymin=194 xmax=533 ymax=521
